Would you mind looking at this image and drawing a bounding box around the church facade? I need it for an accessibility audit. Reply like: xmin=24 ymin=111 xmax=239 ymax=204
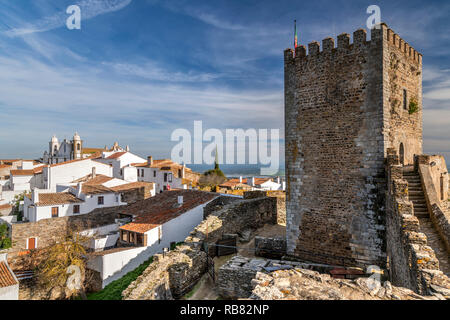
xmin=42 ymin=133 xmax=84 ymax=164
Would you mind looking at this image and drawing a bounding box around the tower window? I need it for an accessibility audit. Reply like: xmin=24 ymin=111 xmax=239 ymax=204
xmin=77 ymin=143 xmax=81 ymax=151
xmin=403 ymin=89 xmax=408 ymax=110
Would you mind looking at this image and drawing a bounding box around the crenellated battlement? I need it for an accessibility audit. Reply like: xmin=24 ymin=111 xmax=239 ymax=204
xmin=284 ymin=23 xmax=422 ymax=65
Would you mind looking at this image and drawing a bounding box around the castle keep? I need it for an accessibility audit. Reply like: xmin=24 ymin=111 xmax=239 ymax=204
xmin=284 ymin=23 xmax=423 ymax=267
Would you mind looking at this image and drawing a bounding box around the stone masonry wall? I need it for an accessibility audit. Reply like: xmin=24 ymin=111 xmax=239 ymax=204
xmin=285 ymin=26 xmax=390 ymax=268
xmin=382 ymin=25 xmax=423 ymax=165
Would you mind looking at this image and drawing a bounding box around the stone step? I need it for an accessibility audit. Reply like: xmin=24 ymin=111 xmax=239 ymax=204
xmin=415 ymin=212 xmax=429 ymax=218
xmin=409 ymin=195 xmax=425 ymax=200
xmin=407 ymin=182 xmax=422 ymax=187
xmin=403 ymin=172 xmax=418 ymax=177
xmin=409 ymin=190 xmax=424 ymax=196
xmin=404 ymin=177 xmax=421 ymax=181
xmin=413 ymin=203 xmax=428 ymax=209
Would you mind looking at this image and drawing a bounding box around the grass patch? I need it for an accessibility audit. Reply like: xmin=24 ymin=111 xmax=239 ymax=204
xmin=87 ymin=257 xmax=153 ymax=300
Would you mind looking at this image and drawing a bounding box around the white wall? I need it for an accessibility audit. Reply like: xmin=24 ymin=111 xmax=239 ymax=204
xmin=44 ymin=159 xmax=113 ymax=191
xmin=11 ymin=174 xmax=33 ymax=191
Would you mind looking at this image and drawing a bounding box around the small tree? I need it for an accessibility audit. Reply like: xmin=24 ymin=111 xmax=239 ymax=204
xmin=36 ymin=225 xmax=94 ymax=300
xmin=0 ymin=223 xmax=12 ymax=249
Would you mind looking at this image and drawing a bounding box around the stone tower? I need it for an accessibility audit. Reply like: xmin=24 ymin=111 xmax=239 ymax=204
xmin=72 ymin=132 xmax=82 ymax=159
xmin=284 ymin=23 xmax=423 ymax=268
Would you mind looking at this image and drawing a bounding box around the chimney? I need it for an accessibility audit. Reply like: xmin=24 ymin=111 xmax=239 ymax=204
xmin=126 ymin=145 xmax=130 ymax=152
xmin=251 ymin=177 xmax=255 ymax=186
xmin=182 ymin=164 xmax=186 ymax=179
xmin=92 ymin=167 xmax=96 ymax=179
xmin=77 ymin=182 xmax=83 ymax=198
xmin=178 ymin=196 xmax=184 ymax=206
xmin=32 ymin=188 xmax=39 ymax=204
xmin=148 ymin=156 xmax=153 ymax=166
xmin=277 ymin=176 xmax=280 ymax=184
xmin=239 ymin=176 xmax=243 ymax=184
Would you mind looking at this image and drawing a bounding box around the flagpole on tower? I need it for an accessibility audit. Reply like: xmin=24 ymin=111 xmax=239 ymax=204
xmin=294 ymin=20 xmax=298 ymax=57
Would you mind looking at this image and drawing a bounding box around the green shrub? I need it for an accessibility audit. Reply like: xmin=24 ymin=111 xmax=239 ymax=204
xmin=87 ymin=257 xmax=153 ymax=300
xmin=408 ymin=97 xmax=419 ymax=114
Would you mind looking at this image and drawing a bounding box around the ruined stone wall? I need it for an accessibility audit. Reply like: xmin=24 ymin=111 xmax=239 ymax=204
xmin=382 ymin=26 xmax=423 ymax=165
xmin=284 ymin=27 xmax=388 ymax=267
xmin=255 ymin=236 xmax=287 ymax=259
xmin=120 ymin=186 xmax=152 ymax=204
xmin=385 ymin=152 xmax=450 ymax=296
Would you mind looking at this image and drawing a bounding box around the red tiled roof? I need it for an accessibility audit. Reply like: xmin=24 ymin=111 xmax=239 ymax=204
xmin=0 ymin=204 xmax=12 ymax=210
xmin=33 ymin=166 xmax=45 ymax=174
xmin=110 ymin=182 xmax=154 ymax=192
xmin=219 ymin=178 xmax=272 ymax=188
xmin=120 ymin=190 xmax=217 ymax=233
xmin=72 ymin=174 xmax=114 ymax=185
xmin=36 ymin=193 xmax=83 ymax=206
xmin=0 ymin=262 xmax=17 ymax=288
xmin=82 ymin=185 xmax=116 ymax=195
xmin=106 ymin=152 xmax=127 ymax=159
xmin=10 ymin=170 xmax=34 ymax=176
xmin=0 ymin=164 xmax=12 ymax=169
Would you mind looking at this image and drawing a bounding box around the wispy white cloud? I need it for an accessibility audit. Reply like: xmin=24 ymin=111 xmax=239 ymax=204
xmin=104 ymin=61 xmax=219 ymax=82
xmin=4 ymin=0 xmax=132 ymax=37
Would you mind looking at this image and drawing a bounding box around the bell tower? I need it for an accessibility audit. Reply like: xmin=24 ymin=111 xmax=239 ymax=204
xmin=72 ymin=132 xmax=82 ymax=159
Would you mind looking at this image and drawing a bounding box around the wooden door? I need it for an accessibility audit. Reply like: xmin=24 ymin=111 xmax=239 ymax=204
xmin=28 ymin=237 xmax=36 ymax=250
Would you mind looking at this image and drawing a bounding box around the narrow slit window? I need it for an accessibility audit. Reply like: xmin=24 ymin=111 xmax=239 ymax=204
xmin=403 ymin=89 xmax=408 ymax=110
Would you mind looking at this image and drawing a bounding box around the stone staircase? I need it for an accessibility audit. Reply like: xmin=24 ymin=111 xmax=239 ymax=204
xmin=403 ymin=166 xmax=450 ymax=277
xmin=402 ymin=167 xmax=428 ymax=218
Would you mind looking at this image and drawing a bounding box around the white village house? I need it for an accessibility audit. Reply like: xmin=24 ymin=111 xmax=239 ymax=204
xmin=87 ymin=189 xmax=218 ymax=288
xmin=0 ymin=253 xmax=19 ymax=300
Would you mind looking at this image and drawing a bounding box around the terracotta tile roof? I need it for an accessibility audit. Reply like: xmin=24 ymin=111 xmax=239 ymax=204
xmin=36 ymin=192 xmax=83 ymax=206
xmin=33 ymin=166 xmax=45 ymax=174
xmin=219 ymin=178 xmax=272 ymax=188
xmin=82 ymin=148 xmax=106 ymax=154
xmin=119 ymin=190 xmax=217 ymax=233
xmin=0 ymin=262 xmax=18 ymax=288
xmin=0 ymin=164 xmax=12 ymax=169
xmin=82 ymin=185 xmax=116 ymax=195
xmin=10 ymin=170 xmax=34 ymax=176
xmin=110 ymin=182 xmax=154 ymax=192
xmin=0 ymin=204 xmax=12 ymax=210
xmin=72 ymin=174 xmax=114 ymax=185
xmin=131 ymin=162 xmax=148 ymax=167
xmin=106 ymin=152 xmax=127 ymax=159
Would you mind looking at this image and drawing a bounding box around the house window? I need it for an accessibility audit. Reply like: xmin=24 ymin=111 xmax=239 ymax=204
xmin=168 ymin=173 xmax=173 ymax=183
xmin=98 ymin=196 xmax=104 ymax=205
xmin=51 ymin=207 xmax=59 ymax=218
xmin=121 ymin=230 xmax=128 ymax=242
xmin=73 ymin=205 xmax=80 ymax=214
xmin=403 ymin=89 xmax=408 ymax=110
xmin=120 ymin=169 xmax=123 ymax=176
xmin=27 ymin=237 xmax=37 ymax=250
xmin=153 ymin=171 xmax=156 ymax=178
xmin=164 ymin=173 xmax=168 ymax=182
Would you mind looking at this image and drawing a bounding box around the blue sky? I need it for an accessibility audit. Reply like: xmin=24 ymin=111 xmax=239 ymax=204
xmin=0 ymin=0 xmax=449 ymax=165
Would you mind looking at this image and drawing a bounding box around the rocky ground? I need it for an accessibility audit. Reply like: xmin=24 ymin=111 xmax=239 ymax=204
xmin=250 ymin=268 xmax=448 ymax=300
